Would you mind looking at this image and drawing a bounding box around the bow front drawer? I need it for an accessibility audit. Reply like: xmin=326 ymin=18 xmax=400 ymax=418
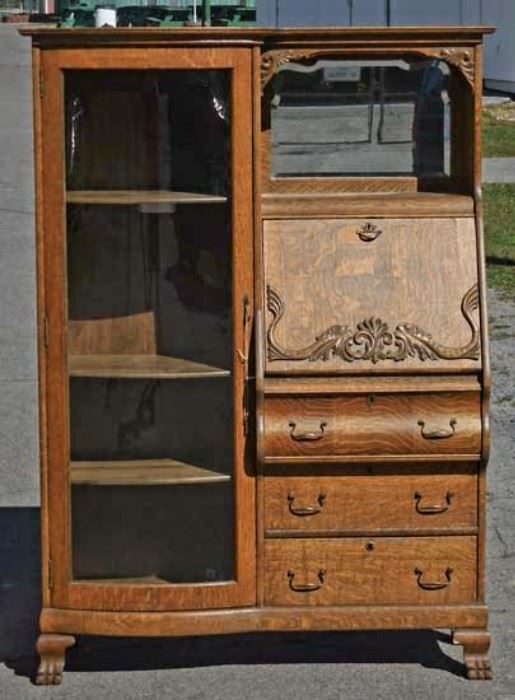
xmin=264 ymin=469 xmax=478 ymax=534
xmin=263 ymin=392 xmax=481 ymax=462
xmin=264 ymin=536 xmax=477 ymax=606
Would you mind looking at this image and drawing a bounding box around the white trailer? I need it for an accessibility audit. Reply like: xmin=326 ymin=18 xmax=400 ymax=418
xmin=257 ymin=0 xmax=515 ymax=94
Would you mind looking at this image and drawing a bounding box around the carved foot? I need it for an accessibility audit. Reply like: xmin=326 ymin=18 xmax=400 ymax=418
xmin=35 ymin=634 xmax=75 ymax=685
xmin=453 ymin=629 xmax=493 ymax=680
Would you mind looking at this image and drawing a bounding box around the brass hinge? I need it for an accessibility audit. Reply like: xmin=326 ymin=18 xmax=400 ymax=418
xmin=39 ymin=68 xmax=45 ymax=99
xmin=243 ymin=380 xmax=249 ymax=437
xmin=43 ymin=316 xmax=49 ymax=348
xmin=48 ymin=558 xmax=54 ymax=592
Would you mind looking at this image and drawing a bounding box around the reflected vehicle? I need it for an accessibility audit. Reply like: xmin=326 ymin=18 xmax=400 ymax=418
xmin=270 ymin=58 xmax=450 ymax=182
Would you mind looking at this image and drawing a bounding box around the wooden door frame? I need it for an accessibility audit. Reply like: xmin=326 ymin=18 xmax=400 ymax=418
xmin=37 ymin=46 xmax=256 ymax=612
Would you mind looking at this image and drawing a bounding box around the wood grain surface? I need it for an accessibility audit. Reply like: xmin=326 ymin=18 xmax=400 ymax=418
xmin=20 ymin=26 xmax=495 ymax=44
xmin=263 ymin=375 xmax=481 ymax=395
xmin=70 ymin=459 xmax=230 ymax=486
xmin=264 ymin=392 xmax=481 ymax=458
xmin=264 ymin=536 xmax=477 ymax=606
xmin=69 ymin=314 xmax=157 ymax=356
xmin=262 ymin=193 xmax=475 ymax=219
xmin=263 ymin=217 xmax=480 ymax=374
xmin=40 ymin=603 xmax=489 ymax=637
xmin=67 ymin=190 xmax=227 ymax=205
xmin=264 ymin=469 xmax=477 ymax=533
xmin=69 ymin=354 xmax=229 ymax=379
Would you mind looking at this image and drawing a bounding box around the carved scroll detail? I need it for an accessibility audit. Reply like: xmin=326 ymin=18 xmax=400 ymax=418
xmin=425 ymin=47 xmax=475 ymax=89
xmin=260 ymin=46 xmax=476 ymax=92
xmin=261 ymin=49 xmax=325 ymax=92
xmin=266 ymin=284 xmax=480 ymax=364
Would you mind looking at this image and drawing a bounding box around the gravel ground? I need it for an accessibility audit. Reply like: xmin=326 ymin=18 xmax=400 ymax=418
xmin=0 ymin=24 xmax=514 ymax=699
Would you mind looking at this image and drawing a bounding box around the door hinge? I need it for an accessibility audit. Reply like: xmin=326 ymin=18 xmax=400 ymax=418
xmin=48 ymin=558 xmax=54 ymax=592
xmin=243 ymin=380 xmax=251 ymax=437
xmin=39 ymin=68 xmax=45 ymax=99
xmin=43 ymin=316 xmax=49 ymax=348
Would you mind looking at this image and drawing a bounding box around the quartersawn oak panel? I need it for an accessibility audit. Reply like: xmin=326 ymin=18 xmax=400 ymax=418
xmin=264 ymin=217 xmax=480 ymax=374
xmin=264 ymin=392 xmax=481 ymax=459
xmin=40 ymin=604 xmax=489 ymax=637
xmin=264 ymin=536 xmax=477 ymax=606
xmin=264 ymin=469 xmax=477 ymax=533
xmin=261 ymin=193 xmax=475 ymax=219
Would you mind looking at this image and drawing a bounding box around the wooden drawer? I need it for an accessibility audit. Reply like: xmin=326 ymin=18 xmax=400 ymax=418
xmin=264 ymin=469 xmax=478 ymax=534
xmin=264 ymin=536 xmax=477 ymax=606
xmin=264 ymin=392 xmax=481 ymax=461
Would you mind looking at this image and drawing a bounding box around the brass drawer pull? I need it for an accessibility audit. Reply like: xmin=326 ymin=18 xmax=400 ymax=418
xmin=414 ymin=491 xmax=454 ymax=515
xmin=289 ymin=421 xmax=327 ymax=442
xmin=415 ymin=567 xmax=453 ymax=591
xmin=417 ymin=418 xmax=457 ymax=440
xmin=287 ymin=569 xmax=326 ymax=593
xmin=356 ymin=222 xmax=382 ymax=242
xmin=287 ymin=493 xmax=326 ymax=517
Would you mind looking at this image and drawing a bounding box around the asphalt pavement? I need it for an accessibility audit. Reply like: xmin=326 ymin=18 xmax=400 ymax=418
xmin=0 ymin=24 xmax=514 ymax=699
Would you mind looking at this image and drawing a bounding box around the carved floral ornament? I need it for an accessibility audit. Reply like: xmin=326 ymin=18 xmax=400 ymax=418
xmin=266 ymin=284 xmax=480 ymax=364
xmin=260 ymin=46 xmax=476 ymax=92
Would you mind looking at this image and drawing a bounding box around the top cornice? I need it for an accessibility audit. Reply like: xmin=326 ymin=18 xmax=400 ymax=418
xmin=19 ymin=25 xmax=495 ymax=48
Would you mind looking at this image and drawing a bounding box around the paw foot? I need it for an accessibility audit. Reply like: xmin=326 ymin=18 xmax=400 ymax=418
xmin=34 ymin=634 xmax=75 ymax=685
xmin=466 ymin=657 xmax=493 ymax=681
xmin=35 ymin=659 xmax=64 ymax=686
xmin=453 ymin=629 xmax=493 ymax=681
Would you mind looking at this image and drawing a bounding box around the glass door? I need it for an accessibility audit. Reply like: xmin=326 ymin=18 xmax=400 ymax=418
xmin=40 ymin=49 xmax=255 ymax=611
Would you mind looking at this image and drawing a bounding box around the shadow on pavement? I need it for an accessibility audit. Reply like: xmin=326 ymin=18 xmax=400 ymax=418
xmin=0 ymin=508 xmax=465 ymax=682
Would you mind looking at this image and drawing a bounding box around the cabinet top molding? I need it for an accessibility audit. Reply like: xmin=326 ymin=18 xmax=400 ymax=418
xmin=19 ymin=26 xmax=495 ymax=49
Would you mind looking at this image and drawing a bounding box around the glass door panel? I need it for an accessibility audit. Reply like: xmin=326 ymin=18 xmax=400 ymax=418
xmin=64 ymin=69 xmax=235 ymax=585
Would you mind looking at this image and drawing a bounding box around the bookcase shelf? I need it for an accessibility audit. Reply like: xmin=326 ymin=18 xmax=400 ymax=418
xmin=70 ymin=459 xmax=231 ymax=486
xmin=69 ymin=354 xmax=230 ymax=379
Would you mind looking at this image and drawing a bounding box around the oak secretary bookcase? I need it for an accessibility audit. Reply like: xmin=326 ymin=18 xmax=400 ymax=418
xmin=21 ymin=25 xmax=494 ymax=684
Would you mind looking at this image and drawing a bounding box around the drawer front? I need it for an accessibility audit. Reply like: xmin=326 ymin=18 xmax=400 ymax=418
xmin=264 ymin=217 xmax=481 ymax=375
xmin=264 ymin=392 xmax=481 ymax=459
xmin=264 ymin=536 xmax=477 ymax=606
xmin=264 ymin=470 xmax=478 ymax=533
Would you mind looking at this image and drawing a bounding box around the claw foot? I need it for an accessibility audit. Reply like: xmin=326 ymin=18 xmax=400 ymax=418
xmin=35 ymin=634 xmax=75 ymax=686
xmin=453 ymin=629 xmax=493 ymax=681
xmin=466 ymin=656 xmax=493 ymax=681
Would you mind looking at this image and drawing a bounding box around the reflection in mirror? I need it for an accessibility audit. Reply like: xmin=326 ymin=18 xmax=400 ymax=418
xmin=270 ymin=59 xmax=451 ymax=180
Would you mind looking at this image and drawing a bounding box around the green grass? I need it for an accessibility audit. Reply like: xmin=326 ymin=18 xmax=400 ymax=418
xmin=484 ymin=183 xmax=515 ymax=296
xmin=487 ymin=265 xmax=515 ymax=296
xmin=483 ymin=184 xmax=515 ymax=261
xmin=483 ymin=105 xmax=515 ymax=157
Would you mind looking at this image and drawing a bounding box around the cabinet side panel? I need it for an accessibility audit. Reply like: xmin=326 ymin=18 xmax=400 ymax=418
xmin=474 ymin=43 xmax=490 ymax=604
xmin=40 ymin=50 xmax=72 ymax=606
xmin=33 ymin=45 xmax=52 ymax=608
